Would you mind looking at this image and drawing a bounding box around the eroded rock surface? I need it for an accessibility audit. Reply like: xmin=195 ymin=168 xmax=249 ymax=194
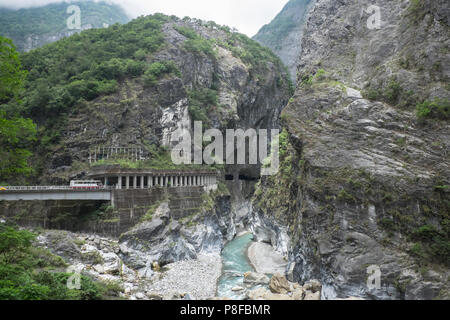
xmin=253 ymin=0 xmax=450 ymax=300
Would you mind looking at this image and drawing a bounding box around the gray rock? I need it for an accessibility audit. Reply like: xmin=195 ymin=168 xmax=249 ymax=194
xmin=243 ymin=272 xmax=270 ymax=285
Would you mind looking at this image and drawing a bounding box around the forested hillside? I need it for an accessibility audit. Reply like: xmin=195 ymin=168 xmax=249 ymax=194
xmin=253 ymin=0 xmax=312 ymax=80
xmin=0 ymin=13 xmax=291 ymax=185
xmin=0 ymin=1 xmax=130 ymax=52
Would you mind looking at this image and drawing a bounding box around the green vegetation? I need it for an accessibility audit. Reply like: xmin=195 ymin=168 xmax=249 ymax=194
xmin=409 ymin=224 xmax=450 ymax=266
xmin=0 ymin=1 xmax=129 ymax=50
xmin=1 ymin=13 xmax=290 ymax=181
xmin=143 ymin=61 xmax=181 ymax=87
xmin=0 ymin=36 xmax=37 ymax=182
xmin=0 ymin=37 xmax=27 ymax=103
xmin=256 ymin=129 xmax=295 ymax=221
xmin=18 ymin=14 xmax=167 ymax=120
xmin=364 ymin=77 xmax=403 ymax=105
xmin=175 ymin=26 xmax=215 ymax=58
xmin=0 ymin=224 xmax=119 ymax=300
xmin=92 ymin=144 xmax=222 ymax=170
xmin=174 ymin=25 xmax=216 ymax=58
xmin=0 ymin=14 xmax=170 ymax=181
xmin=187 ymin=88 xmax=219 ymax=126
xmin=141 ymin=199 xmax=167 ymax=222
xmin=253 ymin=0 xmax=309 ymax=51
xmin=416 ymin=98 xmax=450 ymax=120
xmin=407 ymin=0 xmax=427 ymax=24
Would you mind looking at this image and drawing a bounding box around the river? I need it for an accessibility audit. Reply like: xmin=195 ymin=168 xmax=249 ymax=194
xmin=216 ymin=232 xmax=256 ymax=300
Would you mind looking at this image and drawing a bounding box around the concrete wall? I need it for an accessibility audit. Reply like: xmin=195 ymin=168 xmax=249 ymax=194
xmin=0 ymin=200 xmax=117 ymax=235
xmin=113 ymin=187 xmax=206 ymax=234
xmin=0 ymin=186 xmax=207 ymax=237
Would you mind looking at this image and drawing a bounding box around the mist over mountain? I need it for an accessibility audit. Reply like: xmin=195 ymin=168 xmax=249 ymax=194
xmin=253 ymin=0 xmax=312 ymax=80
xmin=0 ymin=1 xmax=130 ymax=51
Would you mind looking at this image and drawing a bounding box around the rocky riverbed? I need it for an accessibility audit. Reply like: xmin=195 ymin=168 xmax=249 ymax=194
xmin=35 ymin=229 xmax=223 ymax=300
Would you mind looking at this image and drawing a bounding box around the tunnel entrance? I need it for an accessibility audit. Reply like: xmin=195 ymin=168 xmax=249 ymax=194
xmin=238 ymin=175 xmax=260 ymax=181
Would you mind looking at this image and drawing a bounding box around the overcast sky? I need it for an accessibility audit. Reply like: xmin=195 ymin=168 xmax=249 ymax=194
xmin=0 ymin=0 xmax=290 ymax=36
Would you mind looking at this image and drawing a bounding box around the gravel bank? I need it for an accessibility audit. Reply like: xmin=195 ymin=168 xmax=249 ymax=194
xmin=147 ymin=254 xmax=222 ymax=300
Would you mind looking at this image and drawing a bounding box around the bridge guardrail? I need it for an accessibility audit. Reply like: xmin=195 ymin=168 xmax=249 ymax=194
xmin=2 ymin=186 xmax=112 ymax=191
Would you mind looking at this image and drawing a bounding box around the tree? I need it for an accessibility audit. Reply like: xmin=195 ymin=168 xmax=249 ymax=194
xmin=0 ymin=36 xmax=26 ymax=104
xmin=0 ymin=36 xmax=37 ymax=182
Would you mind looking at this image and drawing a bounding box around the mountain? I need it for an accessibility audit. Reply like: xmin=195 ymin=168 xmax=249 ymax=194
xmin=253 ymin=0 xmax=449 ymax=300
xmin=0 ymin=13 xmax=292 ymax=299
xmin=4 ymin=14 xmax=291 ymax=185
xmin=253 ymin=0 xmax=313 ymax=80
xmin=0 ymin=1 xmax=130 ymax=52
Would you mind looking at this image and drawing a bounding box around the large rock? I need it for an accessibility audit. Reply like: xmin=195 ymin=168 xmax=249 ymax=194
xmin=243 ymin=272 xmax=270 ymax=285
xmin=247 ymin=242 xmax=287 ymax=274
xmin=269 ymin=273 xmax=291 ymax=294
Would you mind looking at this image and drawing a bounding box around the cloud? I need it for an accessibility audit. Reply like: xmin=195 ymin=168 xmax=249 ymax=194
xmin=0 ymin=0 xmax=289 ymax=36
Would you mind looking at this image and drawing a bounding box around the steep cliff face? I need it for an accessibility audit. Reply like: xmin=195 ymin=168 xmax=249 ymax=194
xmin=17 ymin=15 xmax=291 ymax=185
xmin=253 ymin=0 xmax=313 ymax=80
xmin=0 ymin=1 xmax=130 ymax=52
xmin=253 ymin=0 xmax=449 ymax=300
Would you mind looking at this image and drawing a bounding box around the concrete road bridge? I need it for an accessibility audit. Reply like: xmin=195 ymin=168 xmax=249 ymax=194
xmin=0 ymin=168 xmax=218 ymax=201
xmin=0 ymin=186 xmax=112 ymax=201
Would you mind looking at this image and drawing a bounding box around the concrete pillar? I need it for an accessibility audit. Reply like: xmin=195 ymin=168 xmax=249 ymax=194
xmin=105 ymin=176 xmax=108 ymax=187
xmin=148 ymin=176 xmax=152 ymax=188
xmin=134 ymin=176 xmax=137 ymax=189
xmin=141 ymin=176 xmax=144 ymax=189
xmin=126 ymin=176 xmax=130 ymax=189
xmin=118 ymin=176 xmax=122 ymax=189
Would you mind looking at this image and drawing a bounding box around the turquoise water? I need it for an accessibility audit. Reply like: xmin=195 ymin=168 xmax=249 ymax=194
xmin=217 ymin=233 xmax=255 ymax=300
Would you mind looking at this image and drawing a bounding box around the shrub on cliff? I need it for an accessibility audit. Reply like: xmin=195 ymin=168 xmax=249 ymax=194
xmin=416 ymin=98 xmax=450 ymax=121
xmin=0 ymin=224 xmax=112 ymax=300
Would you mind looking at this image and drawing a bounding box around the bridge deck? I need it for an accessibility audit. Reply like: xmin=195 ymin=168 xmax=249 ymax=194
xmin=0 ymin=187 xmax=112 ymax=201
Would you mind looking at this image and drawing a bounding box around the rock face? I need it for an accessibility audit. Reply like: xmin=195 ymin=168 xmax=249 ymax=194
xmin=253 ymin=0 xmax=313 ymax=80
xmin=118 ymin=190 xmax=235 ymax=268
xmin=253 ymin=0 xmax=450 ymax=300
